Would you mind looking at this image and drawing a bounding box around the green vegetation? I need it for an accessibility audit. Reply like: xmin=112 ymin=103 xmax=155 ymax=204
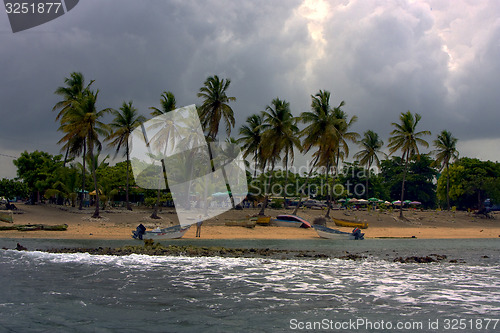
xmin=2 ymin=71 xmax=499 ymax=215
xmin=0 ymin=178 xmax=28 ymax=200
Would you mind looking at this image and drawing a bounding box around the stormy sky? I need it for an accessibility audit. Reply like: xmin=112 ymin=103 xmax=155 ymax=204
xmin=1 ymin=0 xmax=499 ymax=179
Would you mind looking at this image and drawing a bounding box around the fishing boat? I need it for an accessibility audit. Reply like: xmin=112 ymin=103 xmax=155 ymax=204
xmin=255 ymin=216 xmax=272 ymax=226
xmin=333 ymin=217 xmax=368 ymax=229
xmin=225 ymin=219 xmax=257 ymax=228
xmin=313 ymin=225 xmax=364 ymax=240
xmin=272 ymin=215 xmax=312 ymax=228
xmin=0 ymin=211 xmax=13 ymax=223
xmin=132 ymin=224 xmax=190 ymax=240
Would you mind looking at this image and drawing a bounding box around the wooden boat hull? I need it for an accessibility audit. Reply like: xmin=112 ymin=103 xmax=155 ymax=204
xmin=0 ymin=211 xmax=13 ymax=223
xmin=225 ymin=220 xmax=257 ymax=228
xmin=272 ymin=220 xmax=304 ymax=228
xmin=313 ymin=225 xmax=364 ymax=240
xmin=133 ymin=225 xmax=190 ymax=240
xmin=333 ymin=218 xmax=368 ymax=229
xmin=273 ymin=215 xmax=312 ymax=228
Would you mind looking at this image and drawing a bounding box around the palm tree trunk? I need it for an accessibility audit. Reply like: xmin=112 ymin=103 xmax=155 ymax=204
xmin=445 ymin=163 xmax=450 ymax=211
xmin=293 ymin=155 xmax=319 ymax=216
xmin=151 ymin=160 xmax=167 ymax=219
xmin=221 ymin=166 xmax=236 ymax=208
xmin=253 ymin=152 xmax=258 ymax=178
xmin=399 ymin=155 xmax=409 ymax=218
xmin=126 ymin=145 xmax=132 ymax=211
xmin=258 ymin=162 xmax=274 ymax=216
xmin=90 ymin=147 xmax=100 ymax=219
xmin=79 ymin=140 xmax=86 ymax=210
xmin=63 ymin=145 xmax=70 ymax=167
xmin=325 ymin=153 xmax=341 ymax=218
xmin=151 ymin=187 xmax=161 ymax=219
xmin=325 ymin=164 xmax=337 ymax=218
xmin=283 ymin=153 xmax=289 ymax=209
xmin=324 ymin=162 xmax=331 ymax=218
xmin=365 ymin=162 xmax=371 ymax=200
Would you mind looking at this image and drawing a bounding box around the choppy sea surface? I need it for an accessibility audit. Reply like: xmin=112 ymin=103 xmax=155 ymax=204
xmin=0 ymin=238 xmax=499 ymax=332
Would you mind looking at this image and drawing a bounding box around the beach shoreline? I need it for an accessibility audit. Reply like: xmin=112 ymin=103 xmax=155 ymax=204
xmin=0 ymin=204 xmax=499 ymax=240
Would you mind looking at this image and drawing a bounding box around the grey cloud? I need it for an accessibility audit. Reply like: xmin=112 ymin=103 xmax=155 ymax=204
xmin=1 ymin=0 xmax=500 ymax=179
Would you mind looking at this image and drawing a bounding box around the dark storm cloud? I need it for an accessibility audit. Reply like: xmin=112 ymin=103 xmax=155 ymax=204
xmin=1 ymin=0 xmax=500 ymax=178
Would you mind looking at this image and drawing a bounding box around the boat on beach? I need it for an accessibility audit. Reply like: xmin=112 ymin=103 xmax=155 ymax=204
xmin=225 ymin=219 xmax=257 ymax=228
xmin=132 ymin=224 xmax=190 ymax=240
xmin=313 ymin=224 xmax=365 ymax=240
xmin=333 ymin=217 xmax=368 ymax=229
xmin=272 ymin=215 xmax=312 ymax=228
xmin=0 ymin=211 xmax=13 ymax=223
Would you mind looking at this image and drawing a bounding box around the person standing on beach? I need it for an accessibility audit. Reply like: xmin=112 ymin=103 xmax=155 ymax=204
xmin=196 ymin=215 xmax=203 ymax=237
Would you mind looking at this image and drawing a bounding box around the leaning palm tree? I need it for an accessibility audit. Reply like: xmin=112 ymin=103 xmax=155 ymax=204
xmin=148 ymin=91 xmax=178 ymax=219
xmin=238 ymin=114 xmax=265 ymax=178
xmin=432 ymin=130 xmax=459 ymax=210
xmin=59 ymin=90 xmax=111 ymax=218
xmin=258 ymin=98 xmax=296 ymax=215
xmin=107 ymin=101 xmax=146 ymax=210
xmin=388 ymin=111 xmax=431 ymax=218
xmin=354 ymin=130 xmax=386 ymax=199
xmin=197 ymin=75 xmax=236 ymax=141
xmin=198 ymin=75 xmax=237 ymax=208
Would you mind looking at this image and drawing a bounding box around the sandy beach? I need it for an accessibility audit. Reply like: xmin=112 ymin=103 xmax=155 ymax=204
xmin=1 ymin=203 xmax=499 ymax=240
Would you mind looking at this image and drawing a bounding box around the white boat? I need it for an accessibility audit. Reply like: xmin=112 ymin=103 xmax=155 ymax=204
xmin=132 ymin=224 xmax=190 ymax=240
xmin=313 ymin=225 xmax=364 ymax=240
xmin=272 ymin=215 xmax=312 ymax=228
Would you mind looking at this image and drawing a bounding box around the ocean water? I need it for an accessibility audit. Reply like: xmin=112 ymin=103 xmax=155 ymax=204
xmin=0 ymin=239 xmax=499 ymax=332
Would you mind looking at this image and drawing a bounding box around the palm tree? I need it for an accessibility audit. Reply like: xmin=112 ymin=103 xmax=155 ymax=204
xmin=354 ymin=130 xmax=386 ymax=199
xmin=258 ymin=98 xmax=297 ymax=215
xmin=432 ymin=130 xmax=459 ymax=210
xmin=107 ymin=101 xmax=146 ymax=210
xmin=54 ymin=72 xmax=94 ymax=210
xmin=197 ymin=75 xmax=236 ymax=141
xmin=148 ymin=91 xmax=178 ymax=219
xmin=238 ymin=114 xmax=265 ymax=178
xmin=150 ymin=91 xmax=176 ymax=117
xmin=323 ymin=105 xmax=359 ymax=218
xmin=388 ymin=111 xmax=431 ymax=218
xmin=53 ymin=72 xmax=94 ymax=165
xmin=280 ymin=117 xmax=301 ymax=208
xmin=198 ymin=75 xmax=237 ymax=208
xmin=59 ymin=90 xmax=111 ymax=218
xmin=301 ymin=90 xmax=338 ymax=156
xmin=294 ymin=90 xmax=338 ymax=215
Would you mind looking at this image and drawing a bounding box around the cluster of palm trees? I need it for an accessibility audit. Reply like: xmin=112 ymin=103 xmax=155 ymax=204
xmin=53 ymin=71 xmax=459 ymax=220
xmin=52 ymin=73 xmax=237 ymax=218
xmin=238 ymin=94 xmax=459 ymax=219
